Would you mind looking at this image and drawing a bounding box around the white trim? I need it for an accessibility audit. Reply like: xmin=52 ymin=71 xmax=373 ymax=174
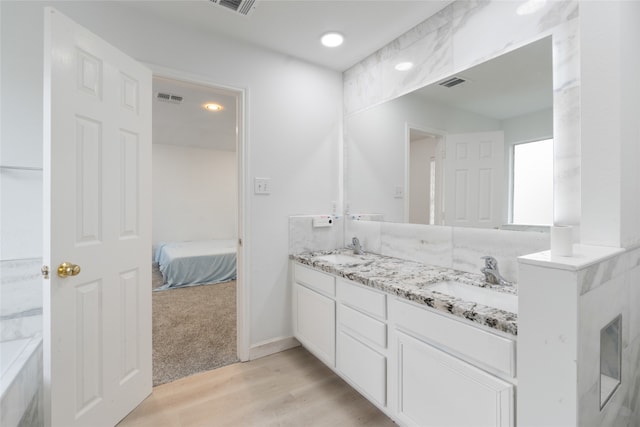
xmin=249 ymin=336 xmax=301 ymax=360
xmin=143 ymin=63 xmax=251 ymax=362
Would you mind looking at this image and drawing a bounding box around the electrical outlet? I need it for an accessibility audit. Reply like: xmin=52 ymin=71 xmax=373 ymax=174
xmin=313 ymin=216 xmax=333 ymax=228
xmin=254 ymin=177 xmax=271 ymax=195
xmin=331 ymin=201 xmax=337 ymax=214
xmin=394 ymin=185 xmax=404 ymax=199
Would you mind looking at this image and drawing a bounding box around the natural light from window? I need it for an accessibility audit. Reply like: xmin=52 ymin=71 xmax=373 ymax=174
xmin=512 ymin=138 xmax=553 ymax=225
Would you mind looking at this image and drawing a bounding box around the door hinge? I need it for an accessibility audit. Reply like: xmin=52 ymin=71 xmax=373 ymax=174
xmin=41 ymin=265 xmax=50 ymax=280
xmin=238 ymin=238 xmax=243 ymax=246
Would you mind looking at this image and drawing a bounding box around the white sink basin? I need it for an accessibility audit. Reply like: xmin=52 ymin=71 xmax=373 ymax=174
xmin=428 ymin=281 xmax=518 ymax=313
xmin=313 ymin=254 xmax=369 ymax=265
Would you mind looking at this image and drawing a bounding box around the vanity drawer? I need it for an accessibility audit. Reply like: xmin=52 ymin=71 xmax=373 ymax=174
xmin=392 ymin=298 xmax=515 ymax=377
xmin=338 ymin=279 xmax=386 ymax=319
xmin=339 ymin=304 xmax=387 ymax=349
xmin=295 ymin=263 xmax=335 ymax=296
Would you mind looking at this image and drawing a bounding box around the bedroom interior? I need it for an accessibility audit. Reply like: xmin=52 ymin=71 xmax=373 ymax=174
xmin=151 ymin=76 xmax=240 ymax=385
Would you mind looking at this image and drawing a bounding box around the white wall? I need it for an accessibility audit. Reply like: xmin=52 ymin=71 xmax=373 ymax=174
xmin=501 ymin=108 xmax=553 ymax=146
xmin=152 ymin=144 xmax=237 ymax=247
xmin=1 ymin=1 xmax=342 ymax=351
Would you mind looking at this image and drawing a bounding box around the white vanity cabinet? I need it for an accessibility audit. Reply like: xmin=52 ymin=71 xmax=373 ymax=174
xmin=390 ymin=298 xmax=515 ymax=427
xmin=292 ymin=264 xmax=336 ymax=366
xmin=336 ymin=279 xmax=388 ymax=408
xmin=394 ymin=331 xmax=514 ymax=427
xmin=291 ymin=261 xmax=517 ymax=427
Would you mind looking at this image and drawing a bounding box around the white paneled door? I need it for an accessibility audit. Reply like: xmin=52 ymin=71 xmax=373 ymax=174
xmin=444 ymin=131 xmax=505 ymax=228
xmin=43 ymin=8 xmax=152 ymax=427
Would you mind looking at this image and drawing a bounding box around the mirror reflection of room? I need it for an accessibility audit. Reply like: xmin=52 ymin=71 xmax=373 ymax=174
xmin=346 ymin=36 xmax=553 ymax=228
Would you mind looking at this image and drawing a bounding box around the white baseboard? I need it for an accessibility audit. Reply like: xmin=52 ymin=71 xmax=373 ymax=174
xmin=248 ymin=336 xmax=300 ymax=360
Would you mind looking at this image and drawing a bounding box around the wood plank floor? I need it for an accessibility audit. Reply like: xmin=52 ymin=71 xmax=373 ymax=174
xmin=118 ymin=346 xmax=396 ymax=427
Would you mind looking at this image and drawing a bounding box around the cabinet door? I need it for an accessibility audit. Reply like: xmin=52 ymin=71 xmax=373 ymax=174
xmin=337 ymin=330 xmax=387 ymax=407
xmin=396 ymin=332 xmax=513 ymax=427
xmin=294 ymin=283 xmax=336 ymax=366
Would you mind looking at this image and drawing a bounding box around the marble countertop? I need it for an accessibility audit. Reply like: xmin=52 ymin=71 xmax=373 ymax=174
xmin=291 ymin=249 xmax=518 ymax=336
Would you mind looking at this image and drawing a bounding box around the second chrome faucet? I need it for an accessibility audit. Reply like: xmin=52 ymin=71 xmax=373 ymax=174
xmin=481 ymin=256 xmax=513 ymax=286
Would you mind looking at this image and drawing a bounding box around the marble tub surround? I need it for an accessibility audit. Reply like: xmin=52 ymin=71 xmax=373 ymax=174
xmin=345 ymin=218 xmax=549 ymax=283
xmin=0 ymin=259 xmax=44 ymax=427
xmin=0 ymin=258 xmax=43 ymax=341
xmin=0 ymin=336 xmax=43 ymax=427
xmin=288 ymin=215 xmax=343 ymax=255
xmin=292 ymin=249 xmax=518 ymax=335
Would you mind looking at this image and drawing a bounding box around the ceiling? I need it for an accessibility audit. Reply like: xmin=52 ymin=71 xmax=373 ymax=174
xmin=149 ymin=4 xmax=550 ymax=151
xmin=414 ymin=37 xmax=553 ymax=121
xmin=153 ymin=77 xmax=238 ymax=150
xmin=122 ymin=0 xmax=453 ymax=72
xmin=146 ymin=0 xmax=453 ymax=150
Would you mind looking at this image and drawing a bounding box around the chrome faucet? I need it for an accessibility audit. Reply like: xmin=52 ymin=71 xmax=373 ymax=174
xmin=351 ymin=237 xmax=364 ymax=255
xmin=481 ymin=256 xmax=513 ymax=286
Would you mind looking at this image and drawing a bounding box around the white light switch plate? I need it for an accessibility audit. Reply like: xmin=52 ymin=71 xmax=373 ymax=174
xmin=254 ymin=177 xmax=271 ymax=194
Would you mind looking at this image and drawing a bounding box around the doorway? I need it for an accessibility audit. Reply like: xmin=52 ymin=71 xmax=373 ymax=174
xmin=150 ymin=74 xmax=244 ymax=385
xmin=407 ymin=128 xmax=444 ymax=225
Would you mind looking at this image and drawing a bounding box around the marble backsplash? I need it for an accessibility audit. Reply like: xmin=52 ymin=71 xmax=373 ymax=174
xmin=289 ymin=215 xmax=550 ymax=284
xmin=345 ymin=219 xmax=549 ymax=283
xmin=288 ymin=215 xmax=344 ymax=255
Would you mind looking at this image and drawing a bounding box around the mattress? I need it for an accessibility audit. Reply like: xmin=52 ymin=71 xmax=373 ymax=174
xmin=154 ymin=239 xmax=237 ymax=290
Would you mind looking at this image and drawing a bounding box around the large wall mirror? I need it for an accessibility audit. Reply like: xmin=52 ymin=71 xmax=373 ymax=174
xmin=345 ymin=36 xmax=553 ymax=229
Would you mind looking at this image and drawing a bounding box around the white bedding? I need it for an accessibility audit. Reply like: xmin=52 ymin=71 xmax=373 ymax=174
xmin=154 ymin=239 xmax=237 ymax=290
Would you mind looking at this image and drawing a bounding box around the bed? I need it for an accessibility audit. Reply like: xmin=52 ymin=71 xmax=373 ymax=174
xmin=154 ymin=239 xmax=237 ymax=290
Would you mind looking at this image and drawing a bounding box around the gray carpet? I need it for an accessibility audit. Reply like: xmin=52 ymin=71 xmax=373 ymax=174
xmin=152 ymin=265 xmax=239 ymax=386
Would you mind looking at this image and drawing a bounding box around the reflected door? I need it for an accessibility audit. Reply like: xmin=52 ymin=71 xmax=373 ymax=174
xmin=444 ymin=131 xmax=505 ymax=228
xmin=408 ymin=135 xmax=442 ymax=225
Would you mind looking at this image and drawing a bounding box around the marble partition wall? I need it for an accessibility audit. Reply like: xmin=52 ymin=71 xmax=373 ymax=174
xmin=344 ymin=0 xmax=581 ymax=230
xmin=346 ymin=218 xmax=549 ymax=283
xmin=518 ymin=244 xmax=640 ymax=425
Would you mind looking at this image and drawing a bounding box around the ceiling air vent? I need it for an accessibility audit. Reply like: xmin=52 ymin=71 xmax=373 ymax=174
xmin=438 ymin=76 xmax=467 ymax=88
xmin=209 ymin=0 xmax=257 ymax=16
xmin=156 ymin=92 xmax=183 ymax=104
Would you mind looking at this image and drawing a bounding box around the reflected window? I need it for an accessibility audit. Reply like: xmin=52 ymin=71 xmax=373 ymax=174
xmin=511 ymin=139 xmax=553 ymax=225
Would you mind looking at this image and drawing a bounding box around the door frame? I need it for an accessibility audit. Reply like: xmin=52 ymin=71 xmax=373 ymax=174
xmin=146 ymin=63 xmax=250 ymax=361
xmin=404 ymin=123 xmax=446 ymax=224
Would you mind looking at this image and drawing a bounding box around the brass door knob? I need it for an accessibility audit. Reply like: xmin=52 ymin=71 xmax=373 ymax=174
xmin=57 ymin=262 xmax=81 ymax=278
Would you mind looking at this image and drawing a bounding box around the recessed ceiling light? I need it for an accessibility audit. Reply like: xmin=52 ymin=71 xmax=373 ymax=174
xmin=516 ymin=0 xmax=546 ymax=15
xmin=395 ymin=62 xmax=414 ymax=71
xmin=321 ymin=32 xmax=344 ymax=48
xmin=204 ymin=103 xmax=223 ymax=111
